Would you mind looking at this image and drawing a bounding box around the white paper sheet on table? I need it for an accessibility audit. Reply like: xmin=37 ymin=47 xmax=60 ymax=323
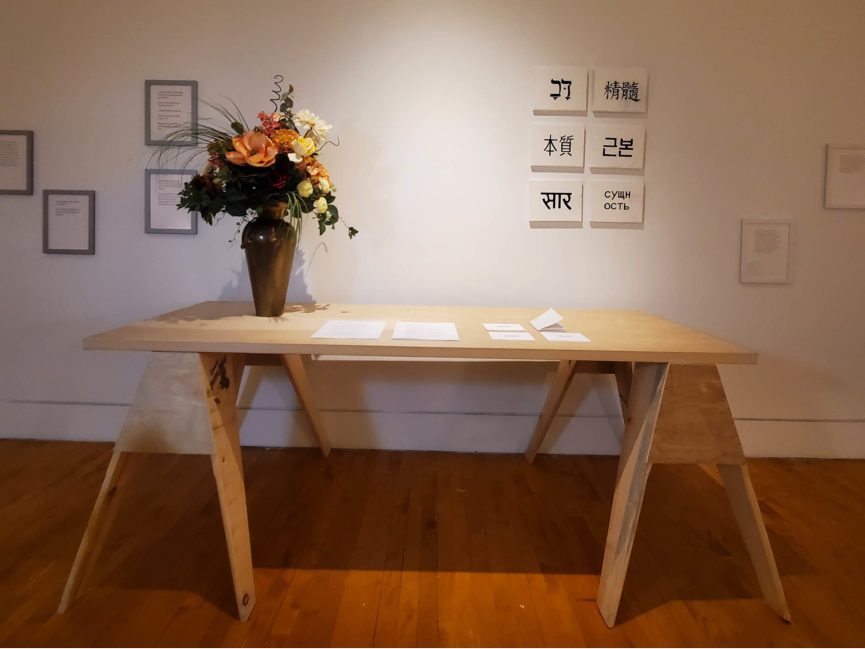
xmin=483 ymin=323 xmax=526 ymax=332
xmin=311 ymin=320 xmax=387 ymax=340
xmin=540 ymin=331 xmax=590 ymax=342
xmin=489 ymin=331 xmax=534 ymax=341
xmin=529 ymin=308 xmax=566 ymax=332
xmin=392 ymin=321 xmax=460 ymax=341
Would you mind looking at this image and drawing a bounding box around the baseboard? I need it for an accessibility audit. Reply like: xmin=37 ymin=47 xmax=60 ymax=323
xmin=2 ymin=401 xmax=864 ymax=458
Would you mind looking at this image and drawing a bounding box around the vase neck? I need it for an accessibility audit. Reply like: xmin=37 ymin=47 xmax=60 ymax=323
xmin=259 ymin=202 xmax=288 ymax=220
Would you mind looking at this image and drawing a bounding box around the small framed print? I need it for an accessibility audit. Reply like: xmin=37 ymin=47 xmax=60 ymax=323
xmin=145 ymin=169 xmax=198 ymax=234
xmin=824 ymin=144 xmax=865 ymax=209
xmin=533 ymin=66 xmax=588 ymax=115
xmin=43 ymin=190 xmax=95 ymax=255
xmin=145 ymin=80 xmax=198 ymax=146
xmin=592 ymin=67 xmax=648 ymax=114
xmin=529 ymin=179 xmax=582 ymax=225
xmin=739 ymin=219 xmax=792 ymax=284
xmin=587 ymin=179 xmax=644 ymax=225
xmin=0 ymin=130 xmax=34 ymax=195
xmin=586 ymin=125 xmax=646 ymax=171
xmin=530 ymin=123 xmax=585 ymax=171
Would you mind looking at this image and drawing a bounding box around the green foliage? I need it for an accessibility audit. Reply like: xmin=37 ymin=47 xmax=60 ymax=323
xmin=167 ymin=79 xmax=357 ymax=240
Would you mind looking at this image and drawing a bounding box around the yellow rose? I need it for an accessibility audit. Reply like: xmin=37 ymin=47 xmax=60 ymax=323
xmin=314 ymin=196 xmax=328 ymax=214
xmin=297 ymin=179 xmax=313 ymax=198
xmin=318 ymin=178 xmax=331 ymax=194
xmin=292 ymin=136 xmax=316 ymax=158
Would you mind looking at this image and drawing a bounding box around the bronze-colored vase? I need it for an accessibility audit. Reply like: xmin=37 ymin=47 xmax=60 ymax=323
xmin=241 ymin=202 xmax=297 ymax=317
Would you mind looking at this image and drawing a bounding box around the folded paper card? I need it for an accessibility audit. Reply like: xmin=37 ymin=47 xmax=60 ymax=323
xmin=483 ymin=323 xmax=526 ymax=332
xmin=540 ymin=331 xmax=590 ymax=342
xmin=529 ymin=308 xmax=566 ymax=332
xmin=489 ymin=331 xmax=534 ymax=341
xmin=312 ymin=320 xmax=387 ymax=340
xmin=392 ymin=322 xmax=460 ymax=341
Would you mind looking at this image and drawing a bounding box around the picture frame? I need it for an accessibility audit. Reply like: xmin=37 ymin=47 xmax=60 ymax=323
xmin=145 ymin=80 xmax=198 ymax=146
xmin=739 ymin=219 xmax=792 ymax=284
xmin=0 ymin=130 xmax=34 ymax=195
xmin=43 ymin=190 xmax=95 ymax=255
xmin=824 ymin=144 xmax=865 ymax=209
xmin=145 ymin=169 xmax=198 ymax=234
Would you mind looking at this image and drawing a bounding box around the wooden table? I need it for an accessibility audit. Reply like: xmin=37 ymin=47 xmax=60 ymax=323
xmin=60 ymin=301 xmax=789 ymax=627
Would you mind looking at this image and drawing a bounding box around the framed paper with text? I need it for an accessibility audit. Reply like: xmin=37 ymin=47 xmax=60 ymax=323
xmin=824 ymin=144 xmax=865 ymax=209
xmin=739 ymin=219 xmax=792 ymax=284
xmin=0 ymin=130 xmax=34 ymax=195
xmin=145 ymin=169 xmax=198 ymax=234
xmin=43 ymin=190 xmax=95 ymax=255
xmin=145 ymin=80 xmax=198 ymax=146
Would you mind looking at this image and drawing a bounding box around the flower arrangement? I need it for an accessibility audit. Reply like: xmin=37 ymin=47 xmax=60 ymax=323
xmin=175 ymin=78 xmax=357 ymax=238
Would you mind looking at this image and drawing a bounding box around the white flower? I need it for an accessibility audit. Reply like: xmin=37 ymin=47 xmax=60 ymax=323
xmin=200 ymin=161 xmax=213 ymax=175
xmin=297 ymin=179 xmax=313 ymax=198
xmin=313 ymin=196 xmax=328 ymax=213
xmin=294 ymin=108 xmax=332 ymax=144
xmin=318 ymin=178 xmax=331 ymax=194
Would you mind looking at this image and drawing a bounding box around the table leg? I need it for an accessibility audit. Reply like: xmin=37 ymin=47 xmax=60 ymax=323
xmin=282 ymin=354 xmax=331 ymax=457
xmin=597 ymin=362 xmax=669 ymax=627
xmin=719 ymin=463 xmax=791 ymax=621
xmin=58 ymin=450 xmax=130 ymax=613
xmin=200 ymin=352 xmax=256 ymax=621
xmin=524 ymin=360 xmax=579 ymax=463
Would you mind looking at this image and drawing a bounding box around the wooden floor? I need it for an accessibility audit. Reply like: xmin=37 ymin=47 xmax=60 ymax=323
xmin=1 ymin=441 xmax=864 ymax=647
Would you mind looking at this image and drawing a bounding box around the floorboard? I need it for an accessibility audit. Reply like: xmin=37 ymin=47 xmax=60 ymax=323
xmin=1 ymin=439 xmax=863 ymax=646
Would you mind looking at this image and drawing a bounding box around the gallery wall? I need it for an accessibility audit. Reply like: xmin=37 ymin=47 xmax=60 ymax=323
xmin=1 ymin=0 xmax=864 ymax=457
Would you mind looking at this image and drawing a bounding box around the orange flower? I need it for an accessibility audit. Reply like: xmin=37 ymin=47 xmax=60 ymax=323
xmin=271 ymin=128 xmax=299 ymax=153
xmin=225 ymin=132 xmax=278 ymax=167
xmin=298 ymin=156 xmax=330 ymax=182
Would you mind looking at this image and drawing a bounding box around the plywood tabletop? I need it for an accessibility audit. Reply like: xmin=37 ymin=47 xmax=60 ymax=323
xmin=83 ymin=301 xmax=757 ymax=364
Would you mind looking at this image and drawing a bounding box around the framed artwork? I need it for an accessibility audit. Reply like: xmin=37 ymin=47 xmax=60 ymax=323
xmin=43 ymin=190 xmax=95 ymax=255
xmin=587 ymin=179 xmax=644 ymax=225
xmin=824 ymin=144 xmax=865 ymax=209
xmin=739 ymin=219 xmax=792 ymax=284
xmin=529 ymin=179 xmax=582 ymax=225
xmin=586 ymin=125 xmax=646 ymax=171
xmin=145 ymin=80 xmax=198 ymax=146
xmin=0 ymin=130 xmax=34 ymax=195
xmin=530 ymin=123 xmax=585 ymax=171
xmin=592 ymin=67 xmax=648 ymax=114
xmin=532 ymin=66 xmax=588 ymax=115
xmin=145 ymin=169 xmax=198 ymax=234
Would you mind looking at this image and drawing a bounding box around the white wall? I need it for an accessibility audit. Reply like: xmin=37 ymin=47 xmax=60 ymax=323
xmin=1 ymin=0 xmax=864 ymax=457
